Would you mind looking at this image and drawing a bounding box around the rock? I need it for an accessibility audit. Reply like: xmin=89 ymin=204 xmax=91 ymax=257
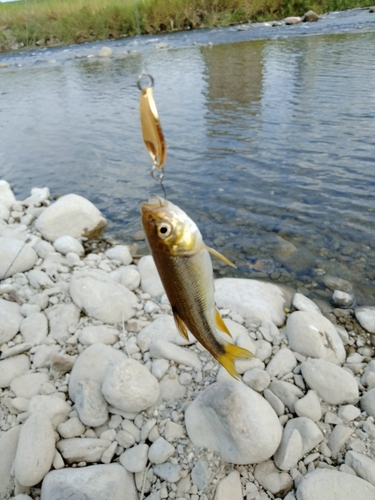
xmin=120 ymin=444 xmax=149 ymax=472
xmin=105 ymin=245 xmax=132 ymax=265
xmin=0 ymin=202 xmax=10 ymax=221
xmin=279 ymin=417 xmax=323 ymax=469
xmin=243 ymin=368 xmax=270 ymax=392
xmin=286 ymin=311 xmax=345 ymax=364
xmin=28 ymin=395 xmax=71 ymax=427
xmin=370 ymin=6 xmax=375 ymax=12
xmin=214 ymin=278 xmax=290 ymax=326
xmin=284 ymin=16 xmax=302 ymax=24
xmin=69 ymin=343 xmax=126 ymax=401
xmin=11 ymin=372 xmax=49 ymax=398
xmin=148 ymin=437 xmax=175 ymax=464
xmin=0 ymin=180 xmax=16 ymax=208
xmin=149 ymin=340 xmax=201 ymax=369
xmin=191 ymin=459 xmax=211 ymax=491
xmin=138 ymin=255 xmax=165 ymax=297
xmin=355 ymin=307 xmax=375 ymax=333
xmin=0 ymin=425 xmax=21 ymax=498
xmin=338 ymin=405 xmax=361 ymax=421
xmin=70 ymin=270 xmax=138 ymax=324
xmin=32 ymin=344 xmax=60 ymax=368
xmin=264 ymin=388 xmax=285 ymax=416
xmin=41 ymin=463 xmax=137 ymax=500
xmin=75 ymin=379 xmax=108 ymax=427
xmin=20 ymin=312 xmax=48 ymax=344
xmin=0 ymin=237 xmax=38 ymax=279
xmin=328 ymin=425 xmax=353 ymax=458
xmin=164 ymin=421 xmax=184 ymax=441
xmin=294 ymin=390 xmax=322 ymax=422
xmin=34 ymin=240 xmax=55 ymax=259
xmin=15 ymin=413 xmax=55 ymax=487
xmin=274 ymin=428 xmax=303 ymax=471
xmin=51 ymin=352 xmax=75 ymax=375
xmin=53 ymin=236 xmax=84 ymax=256
xmin=78 ymin=325 xmax=119 ymax=345
xmin=23 ymin=186 xmax=50 ymax=206
xmin=35 ymin=194 xmax=107 ymax=241
xmin=301 ymin=358 xmax=359 ymax=405
xmin=27 ymin=269 xmax=54 ymax=289
xmin=361 ymin=360 xmax=375 ymax=388
xmin=185 ymin=381 xmax=282 ymax=464
xmin=345 ymin=450 xmax=375 ymax=486
xmin=303 ymin=10 xmax=319 ymax=21
xmin=151 ymin=358 xmax=169 ymax=379
xmin=102 ymin=358 xmax=160 ymax=413
xmin=58 ymin=417 xmax=86 ymax=439
xmin=110 ymin=265 xmax=140 ymax=290
xmin=45 ymin=303 xmax=80 ymax=343
xmin=254 ymin=460 xmax=293 ymax=496
xmin=292 ymin=293 xmax=321 ymax=314
xmin=361 ymin=387 xmax=375 ymax=417
xmin=269 ymin=380 xmax=304 ymax=413
xmin=57 ymin=438 xmax=111 ymax=464
xmin=324 ymin=276 xmax=352 ymax=292
xmin=266 ymin=348 xmax=297 ymax=378
xmin=332 ymin=290 xmax=353 ymax=308
xmin=137 ymin=315 xmax=195 ymax=352
xmin=296 ymin=468 xmax=375 ymax=500
xmin=0 ymin=354 xmax=30 ymax=388
xmin=153 ymin=462 xmax=181 ymax=482
xmin=159 ymin=374 xmax=186 ymax=401
xmin=214 ymin=470 xmax=242 ymax=500
xmin=0 ymin=298 xmax=23 ymax=344
xmin=98 ymin=46 xmax=113 ymax=57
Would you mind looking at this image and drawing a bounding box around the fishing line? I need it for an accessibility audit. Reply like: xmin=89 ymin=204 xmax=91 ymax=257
xmin=0 ymin=237 xmax=31 ymax=281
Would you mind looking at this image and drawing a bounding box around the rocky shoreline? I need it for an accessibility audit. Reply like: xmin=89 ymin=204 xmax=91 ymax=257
xmin=1 ymin=178 xmax=375 ymax=500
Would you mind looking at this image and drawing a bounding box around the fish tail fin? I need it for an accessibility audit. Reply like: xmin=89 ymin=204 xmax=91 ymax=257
xmin=217 ymin=343 xmax=254 ymax=380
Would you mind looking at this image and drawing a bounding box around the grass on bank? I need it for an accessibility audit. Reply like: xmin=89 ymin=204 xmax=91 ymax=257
xmin=0 ymin=0 xmax=373 ymax=51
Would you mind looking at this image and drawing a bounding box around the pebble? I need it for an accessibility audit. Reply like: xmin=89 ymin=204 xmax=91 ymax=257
xmin=20 ymin=312 xmax=48 ymax=344
xmin=0 ymin=425 xmax=22 ymax=498
xmin=153 ymin=462 xmax=181 ymax=482
xmin=159 ymin=374 xmax=186 ymax=401
xmin=109 ymin=265 xmax=140 ymax=290
xmin=0 ymin=238 xmax=38 ymax=278
xmin=57 ymin=417 xmax=86 ymax=438
xmin=266 ymin=348 xmax=297 ymax=378
xmin=269 ymin=380 xmax=304 ymax=413
xmin=41 ymin=463 xmax=138 ymax=500
xmin=74 ymin=379 xmax=108 ymax=427
xmin=164 ymin=421 xmax=184 ymax=441
xmin=0 ymin=354 xmax=30 ymax=388
xmin=294 ymin=390 xmax=322 ymax=422
xmin=138 ymin=255 xmax=165 ymax=297
xmin=57 ymin=438 xmax=111 ymax=464
xmin=120 ymin=443 xmax=149 ymax=473
xmin=98 ymin=46 xmax=113 ymax=57
xmin=361 ymin=387 xmax=375 ymax=417
xmin=53 ymin=236 xmax=84 ymax=256
xmin=148 ymin=437 xmax=175 ymax=464
xmin=152 ymin=358 xmax=170 ymax=379
xmin=15 ymin=413 xmax=55 ymax=487
xmin=0 ymin=180 xmax=16 ymax=208
xmin=301 ymin=358 xmax=359 ymax=405
xmin=355 ymin=306 xmax=375 ymax=333
xmin=102 ymin=358 xmax=160 ymax=413
xmin=191 ymin=459 xmax=211 ymax=491
xmin=185 ymin=381 xmax=282 ymax=464
xmin=292 ymin=293 xmax=321 ymax=314
xmin=214 ymin=470 xmax=243 ymax=500
xmin=45 ymin=303 xmax=80 ymax=343
xmin=242 ymin=368 xmax=271 ymax=392
xmin=332 ymin=290 xmax=353 ymax=307
xmin=254 ymin=459 xmax=293 ymax=496
xmin=338 ymin=404 xmax=361 ymax=421
xmin=0 ymin=298 xmax=23 ymax=344
xmin=28 ymin=394 xmax=71 ymax=427
xmin=78 ymin=325 xmax=119 ymax=345
xmin=345 ymin=450 xmax=375 ymax=486
xmin=264 ymin=388 xmax=285 ymax=416
xmin=150 ymin=340 xmax=202 ymax=369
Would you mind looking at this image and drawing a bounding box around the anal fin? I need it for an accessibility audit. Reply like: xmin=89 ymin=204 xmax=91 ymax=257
xmin=206 ymin=246 xmax=237 ymax=268
xmin=215 ymin=309 xmax=232 ymax=338
xmin=173 ymin=310 xmax=189 ymax=342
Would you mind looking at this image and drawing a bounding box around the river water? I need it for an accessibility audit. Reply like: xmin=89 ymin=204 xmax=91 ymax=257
xmin=1 ymin=8 xmax=375 ymax=304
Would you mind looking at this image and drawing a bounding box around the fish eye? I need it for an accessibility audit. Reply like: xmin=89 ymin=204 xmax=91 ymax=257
xmin=157 ymin=222 xmax=172 ymax=239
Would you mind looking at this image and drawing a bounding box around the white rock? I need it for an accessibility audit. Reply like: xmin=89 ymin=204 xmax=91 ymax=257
xmin=361 ymin=360 xmax=375 ymax=388
xmin=242 ymin=368 xmax=271 ymax=392
xmin=214 ymin=470 xmax=242 ymax=500
xmin=266 ymin=348 xmax=297 ymax=378
xmin=286 ymin=311 xmax=345 ymax=364
xmin=58 ymin=417 xmax=86 ymax=438
xmin=301 ymin=358 xmax=359 ymax=404
xmin=35 ymin=193 xmax=107 ymax=241
xmin=332 ymin=290 xmax=353 ymax=307
xmin=69 ymin=343 xmax=126 ymax=401
xmin=361 ymin=387 xmax=375 ymax=417
xmin=345 ymin=450 xmax=375 ymax=486
xmin=0 ymin=237 xmax=38 ymax=278
xmin=32 ymin=344 xmax=60 ymax=368
xmin=254 ymin=460 xmax=293 ymax=496
xmin=57 ymin=438 xmax=111 ymax=464
xmin=41 ymin=463 xmax=138 ymax=500
xmin=27 ymin=269 xmax=54 ymax=289
xmin=0 ymin=425 xmax=22 ymax=498
xmin=191 ymin=458 xmax=211 ymax=491
xmin=269 ymin=380 xmax=304 ymax=413
xmin=0 ymin=298 xmax=23 ymax=344
xmin=355 ymin=307 xmax=375 ymax=333
xmin=20 ymin=312 xmax=48 ymax=344
xmin=338 ymin=405 xmax=361 ymax=421
xmin=253 ymin=339 xmax=272 ymax=361
xmin=0 ymin=354 xmax=30 ymax=388
xmin=164 ymin=421 xmax=184 ymax=441
xmin=98 ymin=46 xmax=113 ymax=57
xmin=11 ymin=372 xmax=49 ymax=398
xmin=28 ymin=395 xmax=71 ymax=427
xmin=149 ymin=340 xmax=202 ymax=369
xmin=0 ymin=202 xmax=10 ymax=221
xmin=151 ymin=358 xmax=169 ymax=379
xmin=153 ymin=462 xmax=181 ymax=482
xmin=75 ymin=378 xmax=108 ymax=427
xmin=159 ymin=374 xmax=187 ymax=401
xmin=138 ymin=255 xmax=165 ymax=297
xmin=70 ymin=270 xmax=138 ymax=324
xmin=105 ymin=245 xmax=132 ymax=265
xmin=285 ymin=417 xmax=323 ymax=455
xmin=215 ymin=278 xmax=290 ymax=326
xmin=294 ymin=390 xmax=322 ymax=422
xmin=53 ymin=235 xmax=84 ymax=256
xmin=292 ymin=293 xmax=321 ymax=314
xmin=264 ymin=388 xmax=285 ymax=416
xmin=0 ymin=180 xmax=16 ymax=208
xmin=120 ymin=444 xmax=149 ymax=472
xmin=185 ymin=381 xmax=282 ymax=464
xmin=138 ymin=315 xmax=195 ymax=352
xmin=52 ymin=450 xmax=65 ymax=470
xmin=78 ymin=325 xmax=119 ymax=345
xmin=45 ymin=303 xmax=80 ymax=343
xmin=23 ymin=186 xmax=50 ymax=207
xmin=328 ymin=425 xmax=353 ymax=458
xmin=102 ymin=358 xmax=159 ymax=413
xmin=110 ymin=265 xmax=140 ymax=290
xmin=148 ymin=437 xmax=175 ymax=464
xmin=15 ymin=413 xmax=55 ymax=487
xmin=274 ymin=428 xmax=303 ymax=471
xmin=296 ymin=469 xmax=375 ymax=500
xmin=34 ymin=240 xmax=55 ymax=259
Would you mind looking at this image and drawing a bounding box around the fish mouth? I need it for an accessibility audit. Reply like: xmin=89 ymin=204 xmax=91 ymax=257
xmin=140 ymin=195 xmax=166 ymax=211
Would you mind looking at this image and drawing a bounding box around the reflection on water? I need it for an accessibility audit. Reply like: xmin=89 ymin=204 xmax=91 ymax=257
xmin=1 ymin=31 xmax=375 ymax=304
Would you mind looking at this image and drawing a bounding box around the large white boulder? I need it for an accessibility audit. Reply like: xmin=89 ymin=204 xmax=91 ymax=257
xmin=0 ymin=237 xmax=38 ymax=278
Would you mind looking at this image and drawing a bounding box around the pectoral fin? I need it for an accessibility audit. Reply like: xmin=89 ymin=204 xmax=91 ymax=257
xmin=215 ymin=309 xmax=232 ymax=338
xmin=206 ymin=246 xmax=237 ymax=268
xmin=173 ymin=311 xmax=189 ymax=341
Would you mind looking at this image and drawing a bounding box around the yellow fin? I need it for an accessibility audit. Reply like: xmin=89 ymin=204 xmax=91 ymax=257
xmin=215 ymin=309 xmax=232 ymax=338
xmin=173 ymin=311 xmax=189 ymax=342
xmin=206 ymin=246 xmax=237 ymax=268
xmin=217 ymin=343 xmax=254 ymax=380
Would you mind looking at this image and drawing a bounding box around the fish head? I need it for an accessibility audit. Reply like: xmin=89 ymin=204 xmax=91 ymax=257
xmin=140 ymin=196 xmax=203 ymax=255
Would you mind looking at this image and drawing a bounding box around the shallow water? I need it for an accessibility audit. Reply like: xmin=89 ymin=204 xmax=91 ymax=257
xmin=1 ymin=9 xmax=375 ymax=304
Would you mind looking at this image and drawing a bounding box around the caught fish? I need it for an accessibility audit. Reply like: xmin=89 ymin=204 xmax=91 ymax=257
xmin=140 ymin=196 xmax=254 ymax=379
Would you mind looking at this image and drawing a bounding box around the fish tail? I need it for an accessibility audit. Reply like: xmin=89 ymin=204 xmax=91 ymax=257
xmin=216 ymin=343 xmax=254 ymax=380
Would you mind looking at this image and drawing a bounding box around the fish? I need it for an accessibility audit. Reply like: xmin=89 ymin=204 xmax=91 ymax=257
xmin=140 ymin=196 xmax=254 ymax=379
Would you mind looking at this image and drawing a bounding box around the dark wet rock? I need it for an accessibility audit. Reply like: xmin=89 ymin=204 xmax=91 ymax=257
xmin=284 ymin=16 xmax=302 ymax=25
xmin=303 ymin=10 xmax=319 ymax=22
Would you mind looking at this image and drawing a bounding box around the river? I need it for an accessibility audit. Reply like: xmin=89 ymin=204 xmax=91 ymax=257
xmin=1 ymin=8 xmax=375 ymax=305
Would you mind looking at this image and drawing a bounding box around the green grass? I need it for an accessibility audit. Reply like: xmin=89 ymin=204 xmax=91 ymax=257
xmin=0 ymin=0 xmax=372 ymax=52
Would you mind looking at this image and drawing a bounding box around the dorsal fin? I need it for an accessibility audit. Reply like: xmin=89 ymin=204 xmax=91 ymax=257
xmin=205 ymin=246 xmax=237 ymax=268
xmin=215 ymin=309 xmax=232 ymax=338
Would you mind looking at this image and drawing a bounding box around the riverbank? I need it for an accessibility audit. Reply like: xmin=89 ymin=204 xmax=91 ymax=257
xmin=0 ymin=0 xmax=374 ymax=53
xmin=1 ymin=179 xmax=375 ymax=499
